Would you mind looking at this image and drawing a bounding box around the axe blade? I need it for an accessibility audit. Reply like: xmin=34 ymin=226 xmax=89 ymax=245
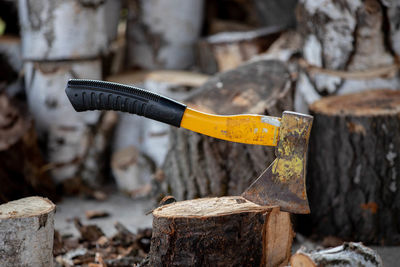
xmin=242 ymin=111 xmax=313 ymax=214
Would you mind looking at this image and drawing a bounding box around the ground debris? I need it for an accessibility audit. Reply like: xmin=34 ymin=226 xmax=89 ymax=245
xmin=85 ymin=210 xmax=110 ymax=220
xmin=55 ymin=220 xmax=152 ymax=267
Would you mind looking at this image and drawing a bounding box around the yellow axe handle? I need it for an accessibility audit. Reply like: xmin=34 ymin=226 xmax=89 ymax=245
xmin=181 ymin=107 xmax=280 ymax=146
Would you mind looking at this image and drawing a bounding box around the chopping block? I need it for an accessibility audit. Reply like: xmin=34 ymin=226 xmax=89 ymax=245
xmin=146 ymin=197 xmax=293 ymax=267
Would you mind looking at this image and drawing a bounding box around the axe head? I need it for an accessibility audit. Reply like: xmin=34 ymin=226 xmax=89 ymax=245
xmin=242 ymin=111 xmax=313 ymax=214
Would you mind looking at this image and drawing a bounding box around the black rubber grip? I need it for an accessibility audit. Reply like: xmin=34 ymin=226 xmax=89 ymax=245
xmin=65 ymin=79 xmax=187 ymax=127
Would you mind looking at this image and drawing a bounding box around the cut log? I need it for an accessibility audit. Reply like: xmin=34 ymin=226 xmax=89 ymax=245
xmin=197 ymin=26 xmax=283 ymax=74
xmin=0 ymin=94 xmax=56 ymax=203
xmin=290 ymin=242 xmax=383 ymax=267
xmin=17 ymin=0 xmax=119 ymax=60
xmin=126 ymin=0 xmax=204 ymax=69
xmin=111 ymin=146 xmax=155 ymax=194
xmin=24 ymin=60 xmax=104 ymax=183
xmin=147 ymin=196 xmax=293 ymax=267
xmin=80 ymin=111 xmax=118 ymax=187
xmin=0 ymin=196 xmax=56 ymax=267
xmin=162 ymin=60 xmax=293 ymax=201
xmin=299 ymin=89 xmax=400 ymax=245
xmin=294 ymin=0 xmax=400 ymax=113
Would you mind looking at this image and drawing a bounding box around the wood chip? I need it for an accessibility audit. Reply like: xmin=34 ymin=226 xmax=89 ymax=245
xmin=74 ymin=218 xmax=105 ymax=242
xmin=85 ymin=210 xmax=110 ymax=220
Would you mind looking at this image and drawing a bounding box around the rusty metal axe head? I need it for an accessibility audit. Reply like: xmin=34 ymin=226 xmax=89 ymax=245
xmin=242 ymin=111 xmax=313 ymax=214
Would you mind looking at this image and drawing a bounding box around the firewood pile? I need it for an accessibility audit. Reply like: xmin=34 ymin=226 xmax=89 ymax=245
xmin=0 ymin=0 xmax=399 ymax=266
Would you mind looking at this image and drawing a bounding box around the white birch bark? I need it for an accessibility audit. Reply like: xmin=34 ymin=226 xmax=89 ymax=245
xmin=24 ymin=60 xmax=101 ymax=182
xmin=18 ymin=0 xmax=119 ymax=60
xmin=126 ymin=0 xmax=204 ymax=69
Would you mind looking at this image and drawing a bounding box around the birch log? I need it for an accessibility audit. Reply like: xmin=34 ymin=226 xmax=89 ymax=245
xmin=24 ymin=60 xmax=102 ymax=183
xmin=111 ymin=146 xmax=155 ymax=194
xmin=0 ymin=197 xmax=56 ymax=267
xmin=17 ymin=0 xmax=115 ymax=60
xmin=197 ymin=26 xmax=283 ymax=74
xmin=291 ymin=242 xmax=383 ymax=267
xmin=147 ymin=197 xmax=293 ymax=267
xmin=294 ymin=0 xmax=400 ymax=113
xmin=126 ymin=0 xmax=204 ymax=69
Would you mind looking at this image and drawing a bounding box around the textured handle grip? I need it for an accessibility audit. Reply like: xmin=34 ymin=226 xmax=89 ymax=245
xmin=65 ymin=79 xmax=186 ymax=127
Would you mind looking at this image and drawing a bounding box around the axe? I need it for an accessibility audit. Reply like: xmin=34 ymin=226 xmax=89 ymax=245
xmin=65 ymin=79 xmax=313 ymax=214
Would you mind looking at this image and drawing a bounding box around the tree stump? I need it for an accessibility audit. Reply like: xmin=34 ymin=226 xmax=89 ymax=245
xmin=299 ymin=89 xmax=400 ymax=245
xmin=162 ymin=60 xmax=293 ymax=201
xmin=0 ymin=196 xmax=56 ymax=267
xmin=290 ymin=242 xmax=383 ymax=267
xmin=147 ymin=196 xmax=293 ymax=267
xmin=0 ymin=94 xmax=56 ymax=203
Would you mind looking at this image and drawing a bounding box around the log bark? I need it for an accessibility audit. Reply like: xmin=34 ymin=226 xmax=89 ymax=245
xmin=147 ymin=196 xmax=293 ymax=267
xmin=197 ymin=26 xmax=283 ymax=74
xmin=80 ymin=111 xmax=118 ymax=187
xmin=126 ymin=0 xmax=204 ymax=69
xmin=299 ymin=89 xmax=400 ymax=245
xmin=111 ymin=146 xmax=155 ymax=194
xmin=294 ymin=0 xmax=400 ymax=113
xmin=17 ymin=0 xmax=118 ymax=60
xmin=162 ymin=60 xmax=294 ymax=201
xmin=0 ymin=94 xmax=56 ymax=203
xmin=0 ymin=196 xmax=56 ymax=267
xmin=23 ymin=60 xmax=107 ymax=183
xmin=290 ymin=242 xmax=383 ymax=267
